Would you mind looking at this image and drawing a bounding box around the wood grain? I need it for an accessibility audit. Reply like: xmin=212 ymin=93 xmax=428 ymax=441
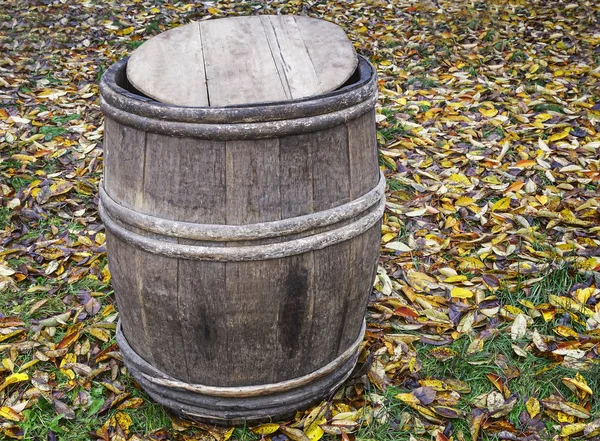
xmin=103 ymin=118 xmax=146 ymax=209
xmin=142 ymin=134 xmax=226 ymax=223
xmin=127 ymin=22 xmax=207 ymax=107
xmin=310 ymin=124 xmax=351 ymax=211
xmin=126 ymin=16 xmax=357 ymax=107
xmin=225 ymin=139 xmax=281 ymax=224
xmin=347 ymin=109 xmax=379 ymax=199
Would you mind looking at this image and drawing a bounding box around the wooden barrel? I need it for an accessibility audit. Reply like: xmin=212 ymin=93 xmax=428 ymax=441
xmin=99 ymin=56 xmax=383 ymax=424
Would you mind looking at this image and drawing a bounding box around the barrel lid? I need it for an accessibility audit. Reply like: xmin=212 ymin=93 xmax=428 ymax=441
xmin=126 ymin=15 xmax=358 ymax=108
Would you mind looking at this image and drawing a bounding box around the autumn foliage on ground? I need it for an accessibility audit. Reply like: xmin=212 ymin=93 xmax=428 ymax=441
xmin=1 ymin=0 xmax=599 ymax=440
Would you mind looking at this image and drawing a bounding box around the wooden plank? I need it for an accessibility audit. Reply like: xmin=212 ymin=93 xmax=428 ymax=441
xmin=103 ymin=119 xmax=146 ymax=210
xmin=273 ymin=252 xmax=317 ymax=378
xmin=310 ymin=240 xmax=352 ymax=357
xmin=310 ymin=124 xmax=350 ymax=211
xmin=347 ymin=109 xmax=380 ymax=199
xmin=142 ymin=135 xmax=226 ymax=224
xmin=339 ymin=223 xmax=381 ymax=351
xmin=225 ymin=139 xmax=281 ymax=224
xmin=279 ymin=133 xmax=313 ymax=218
xmin=295 ymin=16 xmax=358 ymax=90
xmin=138 ymin=248 xmax=189 ymax=381
xmin=201 ymin=17 xmax=288 ymax=106
xmin=260 ymin=15 xmax=319 ymax=100
xmin=177 ymin=260 xmax=227 ymax=386
xmin=106 ymin=232 xmax=153 ymax=365
xmin=223 ymin=260 xmax=285 ymax=385
xmin=127 ymin=22 xmax=208 ymax=107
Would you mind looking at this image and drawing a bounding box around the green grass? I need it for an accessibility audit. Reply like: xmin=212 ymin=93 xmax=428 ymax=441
xmin=10 ymin=176 xmax=33 ymax=192
xmin=532 ymin=103 xmax=565 ymax=114
xmin=0 ymin=206 xmax=12 ymax=228
xmin=387 ymin=179 xmax=412 ymax=193
xmin=39 ymin=126 xmax=68 ymax=141
xmin=378 ymin=124 xmax=409 ymax=142
xmin=360 ymin=260 xmax=597 ymax=441
xmin=0 ymin=273 xmax=110 ymax=320
xmin=496 ymin=261 xmax=585 ymax=307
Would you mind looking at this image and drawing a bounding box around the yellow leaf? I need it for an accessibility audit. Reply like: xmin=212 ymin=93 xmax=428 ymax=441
xmin=444 ymin=275 xmax=468 ymax=283
xmin=49 ymin=180 xmax=74 ymax=196
xmin=381 ymin=233 xmax=396 ymax=243
xmin=38 ymin=89 xmax=67 ymax=99
xmin=305 ymin=418 xmax=326 ymax=441
xmin=575 ymin=287 xmax=594 ymax=304
xmin=558 ymin=411 xmax=576 ymax=423
xmin=207 ymin=7 xmax=220 ymax=14
xmin=89 ymin=328 xmax=111 ymax=342
xmin=503 ymin=305 xmax=525 ymax=316
xmin=455 ymin=197 xmax=475 ymax=206
xmin=116 ymin=412 xmax=132 ymax=435
xmin=18 ymin=359 xmax=39 ymax=372
xmin=2 ymin=358 xmax=14 ymax=372
xmin=549 ymin=295 xmax=595 ymax=317
xmin=117 ymin=397 xmax=144 ymax=410
xmin=222 ymin=428 xmax=234 ymax=441
xmin=419 ymin=379 xmax=447 ymax=391
xmin=0 ymin=406 xmax=22 ymax=422
xmin=561 ymin=423 xmax=586 ymax=436
xmin=553 ymin=326 xmax=579 ymax=339
xmin=102 ymin=265 xmax=111 ymax=283
xmin=451 ymin=287 xmax=473 ymax=299
xmin=491 ymin=197 xmax=511 ymax=212
xmin=119 ymin=26 xmax=135 ymax=36
xmin=251 ymin=424 xmax=280 ymax=435
xmin=562 ymin=374 xmax=593 ymax=397
xmin=11 ymin=154 xmax=36 ymax=163
xmin=458 ymin=257 xmax=485 ymax=270
xmin=448 ymin=173 xmax=472 ymax=187
xmin=482 ymin=175 xmax=502 ymax=185
xmin=77 ymin=235 xmax=93 ymax=247
xmin=395 ymin=393 xmax=421 ymax=405
xmin=526 ymin=397 xmax=540 ymax=418
xmin=549 ymin=129 xmax=571 ymax=142
xmin=406 ymin=271 xmax=438 ymax=293
xmin=0 ymin=372 xmax=29 ymax=391
xmin=479 ymin=106 xmax=498 ymax=117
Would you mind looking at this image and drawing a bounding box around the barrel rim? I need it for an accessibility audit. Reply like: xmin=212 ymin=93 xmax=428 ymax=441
xmin=99 ymin=55 xmax=377 ymax=125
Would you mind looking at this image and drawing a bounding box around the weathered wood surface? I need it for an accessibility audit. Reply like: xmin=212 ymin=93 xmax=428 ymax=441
xmin=104 ymin=110 xmax=378 ymax=224
xmin=126 ymin=16 xmax=358 ymax=107
xmin=126 ymin=22 xmax=207 ymax=107
xmin=100 ymin=54 xmax=380 ymax=423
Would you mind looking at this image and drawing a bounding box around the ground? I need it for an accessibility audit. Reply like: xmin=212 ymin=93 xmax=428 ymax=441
xmin=0 ymin=0 xmax=599 ymax=440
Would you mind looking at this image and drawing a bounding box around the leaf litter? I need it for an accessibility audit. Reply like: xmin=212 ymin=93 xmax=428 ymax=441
xmin=0 ymin=0 xmax=599 ymax=440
